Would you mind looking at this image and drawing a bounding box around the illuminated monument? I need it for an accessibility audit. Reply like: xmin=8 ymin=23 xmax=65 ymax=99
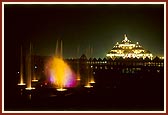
xmin=106 ymin=34 xmax=153 ymax=59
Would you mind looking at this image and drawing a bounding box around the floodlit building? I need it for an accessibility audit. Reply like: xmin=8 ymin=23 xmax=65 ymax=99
xmin=106 ymin=34 xmax=153 ymax=59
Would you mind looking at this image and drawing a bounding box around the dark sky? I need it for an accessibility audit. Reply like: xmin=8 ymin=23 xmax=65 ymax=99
xmin=5 ymin=4 xmax=164 ymax=59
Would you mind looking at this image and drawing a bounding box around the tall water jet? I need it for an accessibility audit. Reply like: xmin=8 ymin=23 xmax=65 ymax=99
xmin=25 ymin=43 xmax=35 ymax=90
xmin=56 ymin=39 xmax=65 ymax=91
xmin=31 ymin=45 xmax=38 ymax=82
xmin=55 ymin=39 xmax=63 ymax=58
xmin=18 ymin=46 xmax=26 ymax=85
xmin=32 ymin=72 xmax=38 ymax=82
xmin=89 ymin=47 xmax=95 ymax=84
xmin=76 ymin=46 xmax=81 ymax=81
xmin=84 ymin=45 xmax=94 ymax=88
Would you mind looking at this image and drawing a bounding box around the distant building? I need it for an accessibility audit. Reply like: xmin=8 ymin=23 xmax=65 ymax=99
xmin=106 ymin=34 xmax=153 ymax=59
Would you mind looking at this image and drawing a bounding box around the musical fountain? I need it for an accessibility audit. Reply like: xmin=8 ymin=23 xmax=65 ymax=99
xmin=45 ymin=40 xmax=77 ymax=91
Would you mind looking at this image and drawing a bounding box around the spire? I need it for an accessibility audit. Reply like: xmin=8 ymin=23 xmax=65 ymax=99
xmin=124 ymin=34 xmax=128 ymax=41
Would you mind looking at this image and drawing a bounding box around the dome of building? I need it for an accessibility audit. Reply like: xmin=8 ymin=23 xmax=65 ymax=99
xmin=106 ymin=34 xmax=153 ymax=59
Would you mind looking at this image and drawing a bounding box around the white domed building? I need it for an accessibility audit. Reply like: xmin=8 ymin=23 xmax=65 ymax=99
xmin=106 ymin=34 xmax=153 ymax=59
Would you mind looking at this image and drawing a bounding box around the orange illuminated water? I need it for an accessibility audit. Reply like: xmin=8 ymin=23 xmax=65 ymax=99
xmin=45 ymin=57 xmax=77 ymax=90
xmin=45 ymin=40 xmax=77 ymax=91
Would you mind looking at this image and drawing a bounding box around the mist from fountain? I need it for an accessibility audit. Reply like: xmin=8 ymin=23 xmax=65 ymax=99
xmin=45 ymin=39 xmax=77 ymax=91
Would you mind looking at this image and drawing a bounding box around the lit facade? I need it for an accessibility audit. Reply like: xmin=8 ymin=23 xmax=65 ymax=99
xmin=106 ymin=34 xmax=153 ymax=59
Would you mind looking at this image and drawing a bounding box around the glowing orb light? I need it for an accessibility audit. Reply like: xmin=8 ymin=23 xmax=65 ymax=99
xmin=45 ymin=57 xmax=77 ymax=90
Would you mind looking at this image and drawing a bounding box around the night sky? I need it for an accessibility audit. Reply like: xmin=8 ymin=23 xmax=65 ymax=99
xmin=5 ymin=3 xmax=164 ymax=59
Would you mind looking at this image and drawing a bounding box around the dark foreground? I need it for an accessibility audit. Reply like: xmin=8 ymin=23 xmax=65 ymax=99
xmin=4 ymin=70 xmax=164 ymax=111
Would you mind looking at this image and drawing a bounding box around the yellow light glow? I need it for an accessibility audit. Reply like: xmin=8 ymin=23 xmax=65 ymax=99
xmin=56 ymin=88 xmax=67 ymax=91
xmin=45 ymin=57 xmax=76 ymax=89
xmin=18 ymin=83 xmax=26 ymax=85
xmin=18 ymin=46 xmax=26 ymax=86
xmin=32 ymin=74 xmax=38 ymax=82
xmin=84 ymin=85 xmax=93 ymax=88
xmin=89 ymin=80 xmax=95 ymax=84
xmin=76 ymin=73 xmax=81 ymax=81
xmin=47 ymin=58 xmax=66 ymax=88
xmin=77 ymin=78 xmax=81 ymax=81
xmin=84 ymin=83 xmax=93 ymax=88
xmin=25 ymin=87 xmax=35 ymax=90
xmin=124 ymin=34 xmax=128 ymax=41
xmin=159 ymin=57 xmax=164 ymax=59
xmin=32 ymin=79 xmax=38 ymax=82
xmin=89 ymin=78 xmax=95 ymax=83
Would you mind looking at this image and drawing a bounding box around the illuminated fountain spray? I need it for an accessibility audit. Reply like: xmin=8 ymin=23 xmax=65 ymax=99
xmin=25 ymin=43 xmax=35 ymax=90
xmin=55 ymin=39 xmax=63 ymax=59
xmin=45 ymin=39 xmax=77 ymax=91
xmin=76 ymin=46 xmax=81 ymax=81
xmin=89 ymin=47 xmax=95 ymax=84
xmin=32 ymin=71 xmax=38 ymax=82
xmin=55 ymin=39 xmax=65 ymax=91
xmin=31 ymin=45 xmax=38 ymax=82
xmin=18 ymin=46 xmax=26 ymax=86
xmin=84 ymin=45 xmax=95 ymax=88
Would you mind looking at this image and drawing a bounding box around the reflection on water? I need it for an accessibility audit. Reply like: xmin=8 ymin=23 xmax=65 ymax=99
xmin=28 ymin=94 xmax=31 ymax=100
